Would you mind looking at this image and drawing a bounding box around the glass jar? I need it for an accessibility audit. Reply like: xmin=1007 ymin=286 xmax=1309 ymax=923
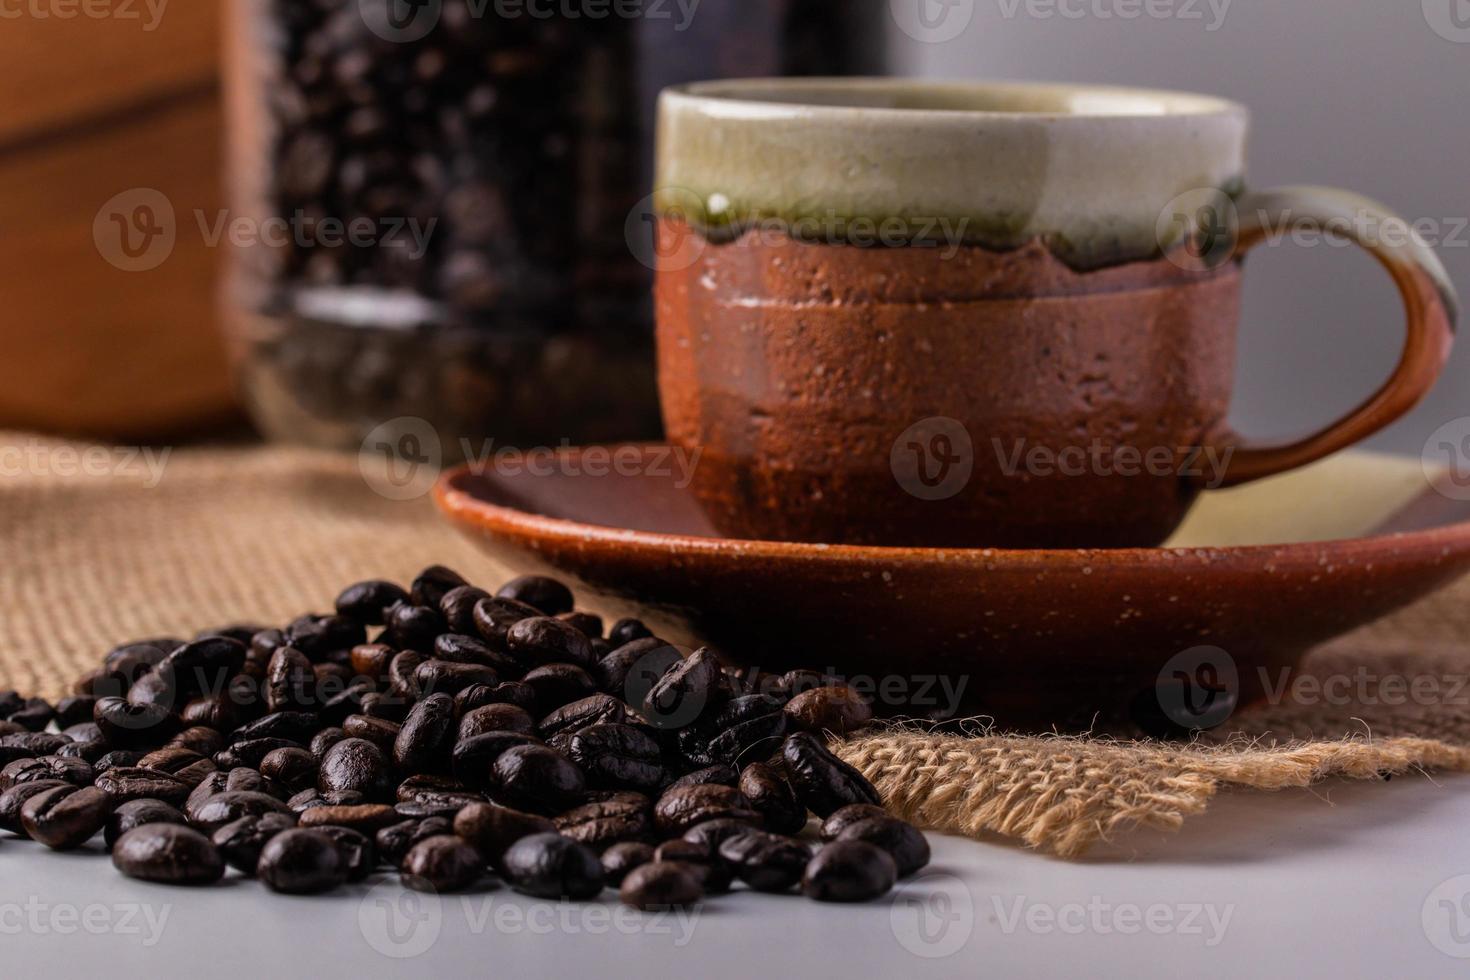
xmin=222 ymin=0 xmax=888 ymax=458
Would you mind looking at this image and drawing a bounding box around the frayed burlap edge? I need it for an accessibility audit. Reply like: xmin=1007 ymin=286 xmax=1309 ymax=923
xmin=834 ymin=730 xmax=1470 ymax=857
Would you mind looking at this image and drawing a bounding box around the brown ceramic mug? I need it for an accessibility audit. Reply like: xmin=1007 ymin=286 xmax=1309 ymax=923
xmin=652 ymin=79 xmax=1458 ymax=548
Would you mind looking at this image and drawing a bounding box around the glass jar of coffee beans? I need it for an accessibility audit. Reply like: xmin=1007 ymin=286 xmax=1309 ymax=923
xmin=221 ymin=0 xmax=888 ymax=457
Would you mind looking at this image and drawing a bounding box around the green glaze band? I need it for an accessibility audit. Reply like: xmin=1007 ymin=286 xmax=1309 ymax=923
xmin=655 ymin=78 xmax=1250 ymax=269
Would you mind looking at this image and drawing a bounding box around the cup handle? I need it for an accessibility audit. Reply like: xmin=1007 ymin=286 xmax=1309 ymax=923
xmin=1195 ymin=185 xmax=1459 ymax=488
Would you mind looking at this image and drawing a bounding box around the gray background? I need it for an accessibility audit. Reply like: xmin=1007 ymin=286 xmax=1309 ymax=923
xmin=886 ymin=0 xmax=1469 ymax=455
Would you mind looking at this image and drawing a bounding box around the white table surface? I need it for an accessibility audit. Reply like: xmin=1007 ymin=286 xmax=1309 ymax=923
xmin=4 ymin=772 xmax=1470 ymax=978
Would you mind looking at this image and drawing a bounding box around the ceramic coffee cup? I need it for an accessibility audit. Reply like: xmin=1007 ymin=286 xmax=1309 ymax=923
xmin=652 ymin=79 xmax=1458 ymax=548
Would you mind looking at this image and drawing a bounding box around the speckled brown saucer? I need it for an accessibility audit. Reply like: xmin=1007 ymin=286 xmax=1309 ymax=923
xmin=435 ymin=448 xmax=1470 ymax=727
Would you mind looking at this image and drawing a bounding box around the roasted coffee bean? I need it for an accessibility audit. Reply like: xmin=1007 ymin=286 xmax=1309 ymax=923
xmin=113 ymin=824 xmax=225 ymax=885
xmin=739 ymin=762 xmax=807 ymax=835
xmin=451 ymin=731 xmax=542 ymax=788
xmin=55 ymin=696 xmax=101 ymax=728
xmin=57 ymin=739 xmax=109 ymax=763
xmin=555 ymin=798 xmax=653 ymax=851
xmin=781 ymin=733 xmax=881 ymax=817
xmin=490 ymin=745 xmax=585 ymax=815
xmin=62 ymin=721 xmax=102 ymax=742
xmin=250 ymin=628 xmax=287 ymax=663
xmin=72 ymin=666 xmax=128 ymax=699
xmin=521 ymin=663 xmax=597 ymax=711
xmin=836 ymin=817 xmax=930 ymax=878
xmin=10 ymin=698 xmax=55 ymax=732
xmin=94 ymin=697 xmax=180 ymax=749
xmin=315 ymin=826 xmax=375 ymax=881
xmin=452 ymin=802 xmax=554 ymax=866
xmin=266 ymin=647 xmax=318 ymax=711
xmin=125 ymin=666 xmax=182 ymax=711
xmin=95 ymin=767 xmax=195 ymax=806
xmin=403 ymin=834 xmax=483 ymax=892
xmin=180 ymin=693 xmax=249 ymax=733
xmin=377 ymin=816 xmax=450 ymax=866
xmin=136 ymin=747 xmax=215 ymax=787
xmin=415 ymin=660 xmax=499 ymax=697
xmin=471 ymin=596 xmax=542 ymax=651
xmin=1 ymin=732 xmax=71 ymax=759
xmin=608 ymin=619 xmax=653 ymax=646
xmin=163 ymin=637 xmax=248 ymax=697
xmin=652 ymin=839 xmax=732 ymax=893
xmin=434 ymin=633 xmax=520 ymax=674
xmin=335 ymin=580 xmax=411 ymax=625
xmin=412 ymin=565 xmax=468 ymax=609
xmin=192 ymin=790 xmax=295 ymax=835
xmin=185 ymin=767 xmax=283 ymax=820
xmin=538 ymin=694 xmax=627 ymax=741
xmin=666 ymin=765 xmax=739 ymax=791
xmin=496 ymin=576 xmax=573 ymax=616
xmin=0 ymin=720 xmax=22 ymax=737
xmin=394 ymin=693 xmax=456 ymax=774
xmin=387 ymin=604 xmax=445 ymax=649
xmin=681 ymin=818 xmax=764 ymax=859
xmin=284 ymin=614 xmax=366 ymax=661
xmin=458 ymin=703 xmax=536 ymax=740
xmin=820 ymin=804 xmax=890 ymax=841
xmin=350 ymin=643 xmax=397 ymax=681
xmin=21 ymin=785 xmax=111 ymax=849
xmin=300 ymin=803 xmax=400 ymax=834
xmin=196 ymin=625 xmax=263 ymax=647
xmin=654 ymin=784 xmax=760 ymax=836
xmin=310 ymin=727 xmax=348 ymax=760
xmin=802 ymin=840 xmax=897 ymax=903
xmin=319 ymin=738 xmax=394 ymax=801
xmin=643 ymin=648 xmax=722 ymax=730
xmin=1 ymin=755 xmax=94 ymax=790
xmin=257 ymin=828 xmax=348 ymax=894
xmin=719 ymin=831 xmax=811 ymax=893
xmin=168 ymin=726 xmax=227 ymax=758
xmin=784 ymin=685 xmax=874 ymax=736
xmin=232 ymin=710 xmax=319 ymax=745
xmin=342 ymin=714 xmax=402 ymax=753
xmin=213 ymin=812 xmax=298 ymax=874
xmin=0 ymin=690 xmax=29 ymax=717
xmin=620 ymin=861 xmax=704 ymax=909
xmin=0 ymin=780 xmax=67 ymax=837
xmin=105 ymin=799 xmax=187 ymax=849
xmin=93 ymin=750 xmax=147 ymax=774
xmin=359 ymin=691 xmax=410 ymax=722
xmin=396 ymin=773 xmax=469 ymax=802
xmin=501 ymin=832 xmax=604 ymax=900
xmin=439 ymin=587 xmax=491 ymax=635
xmin=394 ymin=793 xmax=481 ymax=820
xmin=600 ymin=841 xmax=655 ymax=885
xmin=678 ymin=694 xmax=786 ymax=767
xmin=774 ymin=670 xmax=845 ymax=700
xmin=507 ymin=617 xmax=595 ymax=669
xmin=568 ymin=724 xmax=665 ymax=793
xmin=259 ymin=747 xmax=319 ymax=792
xmin=558 ymin=612 xmax=604 ymax=639
xmin=216 ymin=738 xmax=302 ymax=770
xmin=317 ymin=679 xmax=374 ymax=727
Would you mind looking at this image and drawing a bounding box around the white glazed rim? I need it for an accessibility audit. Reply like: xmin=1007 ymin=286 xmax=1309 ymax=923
xmin=665 ymin=77 xmax=1249 ymax=124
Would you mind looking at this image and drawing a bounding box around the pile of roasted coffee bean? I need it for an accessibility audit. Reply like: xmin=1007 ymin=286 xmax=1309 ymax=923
xmin=0 ymin=568 xmax=928 ymax=908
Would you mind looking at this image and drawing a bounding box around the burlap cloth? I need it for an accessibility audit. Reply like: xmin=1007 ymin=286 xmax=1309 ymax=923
xmin=4 ymin=431 xmax=1470 ymax=858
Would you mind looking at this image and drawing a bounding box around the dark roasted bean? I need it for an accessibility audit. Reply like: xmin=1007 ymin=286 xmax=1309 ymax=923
xmin=490 ymin=745 xmax=585 ymax=815
xmin=319 ymin=738 xmax=394 ymax=801
xmin=105 ymin=799 xmax=188 ymax=850
xmin=452 ymin=802 xmax=554 ymax=866
xmin=0 ymin=780 xmax=68 ymax=837
xmin=666 ymin=765 xmax=739 ymax=791
xmin=310 ymin=727 xmax=348 ymax=760
xmin=377 ymin=817 xmax=451 ymax=867
xmin=784 ymin=685 xmax=874 ymax=736
xmin=1 ymin=755 xmax=94 ymax=791
xmin=471 ymin=596 xmax=542 ymax=651
xmin=501 ymin=833 xmax=604 ymax=900
xmin=350 ymin=643 xmax=397 ymax=681
xmin=507 ymin=617 xmax=595 ymax=669
xmin=719 ymin=831 xmax=811 ymax=893
xmin=458 ymin=703 xmax=536 ymax=740
xmin=538 ymin=694 xmax=627 ymax=741
xmin=521 ymin=663 xmax=597 ymax=711
xmin=781 ymin=733 xmax=881 ymax=817
xmin=554 ymin=798 xmax=653 ymax=851
xmin=394 ymin=693 xmax=456 ymax=774
xmin=387 ymin=604 xmax=445 ymax=649
xmin=213 ymin=812 xmax=299 ymax=874
xmin=257 ymin=828 xmax=347 ymax=894
xmin=412 ymin=566 xmax=468 ymax=609
xmin=232 ymin=711 xmax=318 ymax=745
xmin=285 ymin=614 xmax=365 ymax=661
xmin=342 ymin=715 xmax=401 ymax=754
xmin=836 ymin=817 xmax=930 ymax=878
xmin=93 ymin=750 xmax=147 ymax=774
xmin=643 ymin=648 xmax=722 ymax=730
xmin=168 ymin=726 xmax=227 ymax=758
xmin=819 ymin=803 xmax=891 ymax=841
xmin=259 ymin=747 xmax=318 ymax=792
xmin=21 ymin=785 xmax=111 ymax=849
xmin=600 ymin=841 xmax=655 ymax=885
xmin=802 ymin=840 xmax=897 ymax=903
xmin=558 ymin=612 xmax=603 ymax=639
xmin=163 ymin=637 xmax=248 ymax=698
xmin=216 ymin=738 xmax=302 ymax=770
xmin=415 ymin=660 xmax=498 ymax=697
xmin=299 ymin=803 xmax=400 ymax=834
xmin=335 ymin=580 xmax=410 ymax=625
xmin=652 ymin=839 xmax=732 ymax=893
xmin=608 ymin=619 xmax=653 ymax=646
xmin=739 ymin=762 xmax=808 ymax=835
xmin=451 ymin=732 xmax=542 ymax=788
xmin=94 ymin=697 xmax=180 ymax=749
xmin=678 ymin=694 xmax=786 ymax=767
xmin=10 ymin=698 xmax=55 ymax=732
xmin=95 ymin=767 xmax=195 ymax=806
xmin=266 ymin=647 xmax=318 ymax=711
xmin=568 ymin=724 xmax=665 ymax=793
xmin=191 ymin=790 xmax=295 ymax=835
xmin=620 ymin=861 xmax=704 ymax=909
xmin=439 ymin=587 xmax=491 ymax=635
xmin=653 ymin=784 xmax=760 ymax=836
xmin=317 ymin=826 xmax=376 ymax=881
xmin=114 ymin=824 xmax=225 ymax=885
xmin=434 ymin=633 xmax=520 ymax=674
xmin=496 ymin=576 xmax=573 ymax=616
xmin=394 ymin=793 xmax=481 ymax=820
xmin=682 ymin=818 xmax=764 ymax=860
xmin=403 ymin=834 xmax=483 ymax=892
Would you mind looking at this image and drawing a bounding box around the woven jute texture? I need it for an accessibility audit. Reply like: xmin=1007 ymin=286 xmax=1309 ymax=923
xmin=4 ymin=432 xmax=1469 ymax=858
